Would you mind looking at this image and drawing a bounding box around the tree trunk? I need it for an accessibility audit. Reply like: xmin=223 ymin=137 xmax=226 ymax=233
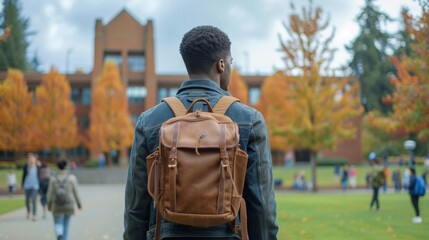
xmin=311 ymin=151 xmax=318 ymax=192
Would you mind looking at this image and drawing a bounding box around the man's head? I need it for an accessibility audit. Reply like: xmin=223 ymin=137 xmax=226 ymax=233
xmin=57 ymin=159 xmax=68 ymax=170
xmin=179 ymin=26 xmax=232 ymax=90
xmin=27 ymin=153 xmax=37 ymax=165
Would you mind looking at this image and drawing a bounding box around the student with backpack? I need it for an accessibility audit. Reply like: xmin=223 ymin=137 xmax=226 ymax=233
xmin=124 ymin=26 xmax=278 ymax=240
xmin=409 ymin=167 xmax=426 ymax=224
xmin=369 ymin=159 xmax=384 ymax=211
xmin=47 ymin=160 xmax=82 ymax=240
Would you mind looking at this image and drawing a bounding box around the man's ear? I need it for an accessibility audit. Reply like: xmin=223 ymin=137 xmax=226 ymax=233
xmin=217 ymin=59 xmax=225 ymax=73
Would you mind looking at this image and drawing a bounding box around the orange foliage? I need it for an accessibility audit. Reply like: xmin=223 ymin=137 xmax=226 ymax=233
xmin=255 ymin=71 xmax=292 ymax=151
xmin=35 ymin=68 xmax=79 ymax=150
xmin=372 ymin=3 xmax=429 ymax=140
xmin=0 ymin=69 xmax=39 ymax=152
xmin=228 ymin=69 xmax=249 ymax=104
xmin=88 ymin=61 xmax=134 ymax=159
xmin=262 ymin=0 xmax=363 ymax=153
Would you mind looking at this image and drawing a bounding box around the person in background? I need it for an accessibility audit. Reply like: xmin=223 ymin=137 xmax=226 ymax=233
xmin=392 ymin=168 xmax=402 ymax=193
xmin=403 ymin=168 xmax=410 ymax=191
xmin=39 ymin=161 xmax=51 ymax=219
xmin=349 ymin=165 xmax=357 ymax=189
xmin=47 ymin=160 xmax=82 ymax=240
xmin=341 ymin=165 xmax=349 ymax=191
xmin=369 ymin=160 xmax=384 ymax=211
xmin=334 ymin=163 xmax=340 ymax=181
xmin=408 ymin=168 xmax=423 ymax=224
xmin=22 ymin=152 xmax=40 ymax=221
xmin=383 ymin=166 xmax=390 ymax=193
xmin=7 ymin=167 xmax=17 ymax=197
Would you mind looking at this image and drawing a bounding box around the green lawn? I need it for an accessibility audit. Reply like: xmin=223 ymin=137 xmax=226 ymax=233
xmin=0 ymin=198 xmax=24 ymax=215
xmin=276 ymin=192 xmax=428 ymax=240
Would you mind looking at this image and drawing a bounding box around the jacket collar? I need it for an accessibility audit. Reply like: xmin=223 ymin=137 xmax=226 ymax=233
xmin=177 ymin=79 xmax=231 ymax=96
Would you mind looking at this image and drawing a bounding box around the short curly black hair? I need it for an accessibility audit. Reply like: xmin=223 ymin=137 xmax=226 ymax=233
xmin=180 ymin=26 xmax=231 ymax=74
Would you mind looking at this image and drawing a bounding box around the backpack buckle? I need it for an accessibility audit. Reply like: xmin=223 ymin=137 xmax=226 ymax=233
xmin=168 ymin=158 xmax=177 ymax=168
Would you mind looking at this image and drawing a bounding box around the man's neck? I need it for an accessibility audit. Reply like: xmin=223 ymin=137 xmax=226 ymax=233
xmin=188 ymin=73 xmax=220 ymax=86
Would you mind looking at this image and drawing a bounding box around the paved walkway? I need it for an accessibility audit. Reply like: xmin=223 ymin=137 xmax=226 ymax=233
xmin=0 ymin=185 xmax=125 ymax=240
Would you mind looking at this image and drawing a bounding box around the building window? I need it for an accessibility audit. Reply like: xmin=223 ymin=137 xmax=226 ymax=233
xmin=79 ymin=115 xmax=90 ymax=130
xmin=82 ymin=88 xmax=91 ymax=105
xmin=157 ymin=87 xmax=179 ymax=102
xmin=127 ymin=86 xmax=147 ymax=104
xmin=249 ymin=87 xmax=261 ymax=105
xmin=128 ymin=55 xmax=145 ymax=72
xmin=104 ymin=52 xmax=122 ymax=69
xmin=71 ymin=88 xmax=81 ymax=103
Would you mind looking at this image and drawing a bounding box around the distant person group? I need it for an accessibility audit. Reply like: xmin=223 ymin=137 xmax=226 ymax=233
xmin=18 ymin=153 xmax=82 ymax=240
xmin=367 ymin=152 xmax=427 ymax=224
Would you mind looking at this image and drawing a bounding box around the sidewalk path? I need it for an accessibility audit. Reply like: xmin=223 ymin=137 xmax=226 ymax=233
xmin=0 ymin=185 xmax=125 ymax=240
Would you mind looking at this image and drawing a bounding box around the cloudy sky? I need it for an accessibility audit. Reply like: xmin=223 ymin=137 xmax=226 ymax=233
xmin=9 ymin=0 xmax=421 ymax=75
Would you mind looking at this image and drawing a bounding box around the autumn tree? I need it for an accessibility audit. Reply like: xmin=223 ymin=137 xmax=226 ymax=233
xmin=35 ymin=68 xmax=79 ymax=158
xmin=88 ymin=61 xmax=134 ymax=166
xmin=0 ymin=0 xmax=30 ymax=71
xmin=266 ymin=0 xmax=362 ymax=191
xmin=228 ymin=69 xmax=249 ymax=105
xmin=0 ymin=69 xmax=39 ymax=157
xmin=255 ymin=71 xmax=291 ymax=152
xmin=370 ymin=1 xmax=429 ymax=147
xmin=347 ymin=0 xmax=394 ymax=113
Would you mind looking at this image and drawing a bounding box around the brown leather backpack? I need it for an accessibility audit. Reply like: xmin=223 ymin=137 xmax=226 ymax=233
xmin=147 ymin=97 xmax=249 ymax=240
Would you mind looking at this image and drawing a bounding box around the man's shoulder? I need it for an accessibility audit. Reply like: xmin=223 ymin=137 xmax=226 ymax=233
xmin=139 ymin=102 xmax=174 ymax=128
xmin=226 ymin=101 xmax=264 ymax=123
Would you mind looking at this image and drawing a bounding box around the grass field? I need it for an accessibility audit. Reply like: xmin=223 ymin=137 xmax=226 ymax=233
xmin=276 ymin=192 xmax=428 ymax=240
xmin=0 ymin=198 xmax=24 ymax=215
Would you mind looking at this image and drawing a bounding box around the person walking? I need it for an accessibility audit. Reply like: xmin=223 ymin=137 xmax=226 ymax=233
xmin=392 ymin=168 xmax=402 ymax=193
xmin=22 ymin=152 xmax=40 ymax=221
xmin=47 ymin=160 xmax=82 ymax=240
xmin=349 ymin=165 xmax=357 ymax=189
xmin=403 ymin=168 xmax=410 ymax=190
xmin=341 ymin=165 xmax=349 ymax=191
xmin=6 ymin=167 xmax=17 ymax=197
xmin=408 ymin=167 xmax=425 ymax=224
xmin=124 ymin=26 xmax=278 ymax=240
xmin=369 ymin=160 xmax=384 ymax=211
xmin=39 ymin=161 xmax=51 ymax=219
xmin=383 ymin=166 xmax=390 ymax=193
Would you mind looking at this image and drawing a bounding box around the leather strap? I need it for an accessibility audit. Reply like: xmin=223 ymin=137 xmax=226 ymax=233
xmin=164 ymin=96 xmax=239 ymax=117
xmin=213 ymin=96 xmax=240 ymax=115
xmin=168 ymin=123 xmax=180 ymax=212
xmin=162 ymin=97 xmax=187 ymax=116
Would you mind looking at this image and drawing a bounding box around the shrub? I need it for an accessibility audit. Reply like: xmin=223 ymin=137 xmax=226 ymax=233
xmin=316 ymin=157 xmax=349 ymax=166
xmin=0 ymin=161 xmax=16 ymax=170
xmin=83 ymin=159 xmax=99 ymax=168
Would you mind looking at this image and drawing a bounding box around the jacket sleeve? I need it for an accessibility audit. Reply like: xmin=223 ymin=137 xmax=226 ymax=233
xmin=71 ymin=175 xmax=82 ymax=209
xmin=124 ymin=115 xmax=151 ymax=240
xmin=243 ymin=111 xmax=279 ymax=240
xmin=21 ymin=165 xmax=27 ymax=188
xmin=46 ymin=177 xmax=54 ymax=211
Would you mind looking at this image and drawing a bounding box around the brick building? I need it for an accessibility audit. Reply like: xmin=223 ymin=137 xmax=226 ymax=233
xmin=0 ymin=9 xmax=362 ymax=164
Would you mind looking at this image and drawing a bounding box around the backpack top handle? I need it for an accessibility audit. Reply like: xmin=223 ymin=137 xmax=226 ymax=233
xmin=185 ymin=98 xmax=214 ymax=114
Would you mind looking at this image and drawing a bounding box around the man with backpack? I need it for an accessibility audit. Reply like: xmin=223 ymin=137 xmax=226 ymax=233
xmin=47 ymin=160 xmax=82 ymax=240
xmin=369 ymin=159 xmax=384 ymax=211
xmin=409 ymin=167 xmax=426 ymax=224
xmin=124 ymin=26 xmax=278 ymax=240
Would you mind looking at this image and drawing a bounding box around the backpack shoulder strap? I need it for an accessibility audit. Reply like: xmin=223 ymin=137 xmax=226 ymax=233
xmin=162 ymin=97 xmax=187 ymax=117
xmin=213 ymin=96 xmax=240 ymax=115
